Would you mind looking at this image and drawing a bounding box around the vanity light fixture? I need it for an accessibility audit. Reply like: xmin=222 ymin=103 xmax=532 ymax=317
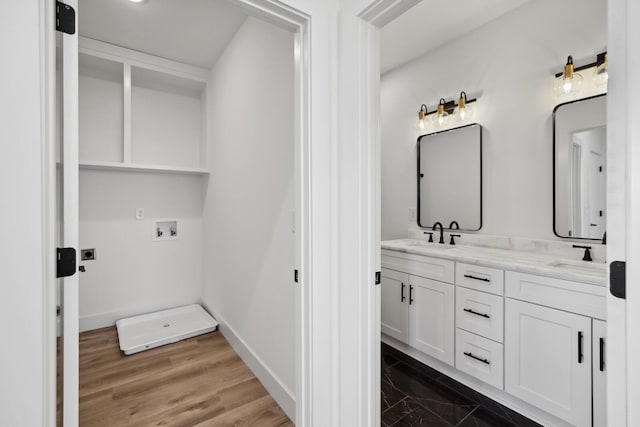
xmin=454 ymin=91 xmax=473 ymax=123
xmin=416 ymin=104 xmax=429 ymax=132
xmin=593 ymin=53 xmax=608 ymax=89
xmin=553 ymin=56 xmax=583 ymax=96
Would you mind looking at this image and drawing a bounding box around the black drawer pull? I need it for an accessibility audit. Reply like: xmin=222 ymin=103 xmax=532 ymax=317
xmin=464 ymin=274 xmax=490 ymax=282
xmin=401 ymin=283 xmax=406 ymax=302
xmin=464 ymin=352 xmax=490 ymax=365
xmin=409 ymin=285 xmax=414 ymax=305
xmin=578 ymin=331 xmax=584 ymax=363
xmin=599 ymin=337 xmax=605 ymax=372
xmin=463 ymin=308 xmax=490 ymax=319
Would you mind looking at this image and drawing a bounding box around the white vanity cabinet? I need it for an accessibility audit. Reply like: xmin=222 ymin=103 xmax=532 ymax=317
xmin=592 ymin=319 xmax=607 ymax=427
xmin=505 ymin=298 xmax=592 ymax=427
xmin=380 ymin=268 xmax=409 ymax=343
xmin=381 ymin=250 xmax=455 ymax=365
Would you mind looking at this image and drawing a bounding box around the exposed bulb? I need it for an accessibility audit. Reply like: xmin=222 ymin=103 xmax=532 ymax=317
xmin=434 ymin=98 xmax=449 ymax=128
xmin=553 ymin=56 xmax=583 ymax=96
xmin=414 ymin=104 xmax=429 ymax=133
xmin=455 ymin=92 xmax=473 ymax=123
xmin=593 ymin=54 xmax=608 ymax=89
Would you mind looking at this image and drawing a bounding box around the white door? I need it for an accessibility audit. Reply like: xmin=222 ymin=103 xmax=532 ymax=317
xmin=593 ymin=319 xmax=607 ymax=427
xmin=380 ymin=268 xmax=408 ymax=343
xmin=505 ymin=299 xmax=591 ymax=427
xmin=408 ymin=276 xmax=454 ymax=365
xmin=58 ymin=0 xmax=80 ymax=425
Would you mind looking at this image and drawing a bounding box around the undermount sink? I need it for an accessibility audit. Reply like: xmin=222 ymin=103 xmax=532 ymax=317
xmin=405 ymin=240 xmax=457 ymax=250
xmin=548 ymin=259 xmax=606 ymax=274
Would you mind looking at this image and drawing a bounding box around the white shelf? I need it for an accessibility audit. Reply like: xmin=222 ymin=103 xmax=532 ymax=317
xmin=58 ymin=161 xmax=209 ymax=175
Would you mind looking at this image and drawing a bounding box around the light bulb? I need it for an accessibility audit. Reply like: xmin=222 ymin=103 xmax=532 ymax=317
xmin=455 ymin=91 xmax=473 ymax=123
xmin=553 ymin=56 xmax=583 ymax=96
xmin=593 ymin=53 xmax=608 ymax=89
xmin=414 ymin=104 xmax=429 ymax=133
xmin=434 ymin=98 xmax=449 ymax=128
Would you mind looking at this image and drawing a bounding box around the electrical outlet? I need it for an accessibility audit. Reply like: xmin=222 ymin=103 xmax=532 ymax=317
xmin=135 ymin=208 xmax=144 ymax=220
xmin=409 ymin=208 xmax=417 ymax=222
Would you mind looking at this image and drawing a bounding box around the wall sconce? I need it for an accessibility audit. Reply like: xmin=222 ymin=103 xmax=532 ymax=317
xmin=415 ymin=104 xmax=429 ymax=132
xmin=455 ymin=91 xmax=473 ymax=123
xmin=593 ymin=53 xmax=608 ymax=88
xmin=434 ymin=98 xmax=450 ymax=127
xmin=553 ymin=52 xmax=607 ymax=96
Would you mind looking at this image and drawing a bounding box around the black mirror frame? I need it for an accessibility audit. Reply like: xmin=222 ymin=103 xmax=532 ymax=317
xmin=552 ymin=93 xmax=607 ymax=241
xmin=416 ymin=123 xmax=483 ymax=232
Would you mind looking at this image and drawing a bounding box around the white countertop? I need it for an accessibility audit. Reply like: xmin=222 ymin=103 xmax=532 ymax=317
xmin=381 ymin=239 xmax=607 ymax=286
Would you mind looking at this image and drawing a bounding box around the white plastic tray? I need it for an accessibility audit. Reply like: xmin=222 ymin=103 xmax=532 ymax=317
xmin=116 ymin=304 xmax=218 ymax=355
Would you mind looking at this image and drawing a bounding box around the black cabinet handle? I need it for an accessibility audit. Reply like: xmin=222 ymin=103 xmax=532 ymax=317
xmin=401 ymin=283 xmax=406 ymax=302
xmin=463 ymin=274 xmax=490 ymax=282
xmin=578 ymin=331 xmax=584 ymax=363
xmin=600 ymin=337 xmax=605 ymax=372
xmin=409 ymin=285 xmax=414 ymax=305
xmin=463 ymin=308 xmax=490 ymax=319
xmin=464 ymin=352 xmax=490 ymax=365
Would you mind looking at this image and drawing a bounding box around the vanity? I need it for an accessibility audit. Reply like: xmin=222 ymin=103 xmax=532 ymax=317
xmin=381 ymin=239 xmax=606 ymax=427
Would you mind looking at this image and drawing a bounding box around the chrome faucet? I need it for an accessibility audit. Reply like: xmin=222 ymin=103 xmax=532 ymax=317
xmin=432 ymin=222 xmax=445 ymax=244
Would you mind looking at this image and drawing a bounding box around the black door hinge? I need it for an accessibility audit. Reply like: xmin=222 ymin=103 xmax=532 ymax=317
xmin=375 ymin=271 xmax=381 ymax=285
xmin=294 ymin=269 xmax=299 ymax=283
xmin=56 ymin=1 xmax=76 ymax=34
xmin=57 ymin=247 xmax=77 ymax=278
xmin=610 ymin=261 xmax=626 ymax=299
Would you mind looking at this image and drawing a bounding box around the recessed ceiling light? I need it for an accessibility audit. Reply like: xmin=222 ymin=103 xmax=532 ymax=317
xmin=129 ymin=0 xmax=146 ymax=3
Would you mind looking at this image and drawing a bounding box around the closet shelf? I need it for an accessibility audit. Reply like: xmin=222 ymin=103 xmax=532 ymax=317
xmin=57 ymin=161 xmax=210 ymax=175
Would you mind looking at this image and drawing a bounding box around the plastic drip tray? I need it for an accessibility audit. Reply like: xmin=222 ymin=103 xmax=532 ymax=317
xmin=116 ymin=304 xmax=218 ymax=355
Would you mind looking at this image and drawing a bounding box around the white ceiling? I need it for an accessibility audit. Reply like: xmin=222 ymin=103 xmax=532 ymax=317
xmin=79 ymin=0 xmax=249 ymax=69
xmin=381 ymin=0 xmax=530 ymax=74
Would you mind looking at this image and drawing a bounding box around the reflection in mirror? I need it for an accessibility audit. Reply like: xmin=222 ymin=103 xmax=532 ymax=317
xmin=554 ymin=94 xmax=606 ymax=240
xmin=418 ymin=124 xmax=482 ymax=231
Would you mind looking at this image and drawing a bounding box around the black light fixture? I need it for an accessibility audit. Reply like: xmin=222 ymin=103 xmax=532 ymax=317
xmin=416 ymin=92 xmax=478 ymax=131
xmin=553 ymin=52 xmax=607 ymax=96
xmin=416 ymin=104 xmax=428 ymax=132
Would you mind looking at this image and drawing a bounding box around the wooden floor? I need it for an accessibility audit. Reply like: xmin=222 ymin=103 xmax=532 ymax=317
xmin=57 ymin=327 xmax=293 ymax=426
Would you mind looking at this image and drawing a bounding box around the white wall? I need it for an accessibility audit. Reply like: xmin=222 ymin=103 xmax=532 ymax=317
xmin=381 ymin=0 xmax=607 ymax=240
xmin=78 ymin=170 xmax=203 ymax=331
xmin=0 ymin=0 xmax=48 ymax=425
xmin=201 ymin=16 xmax=295 ymax=417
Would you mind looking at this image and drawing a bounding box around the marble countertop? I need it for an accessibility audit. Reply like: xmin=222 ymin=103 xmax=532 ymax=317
xmin=381 ymin=238 xmax=607 ymax=286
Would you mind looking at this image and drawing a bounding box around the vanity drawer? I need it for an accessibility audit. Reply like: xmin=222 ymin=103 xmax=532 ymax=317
xmin=455 ymin=328 xmax=504 ymax=390
xmin=456 ymin=287 xmax=504 ymax=343
xmin=456 ymin=262 xmax=504 ymax=295
xmin=382 ymin=249 xmax=454 ymax=283
xmin=505 ymin=271 xmax=606 ymax=319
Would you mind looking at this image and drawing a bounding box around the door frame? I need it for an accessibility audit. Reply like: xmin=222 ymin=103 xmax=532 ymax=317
xmin=41 ymin=0 xmax=313 ymax=425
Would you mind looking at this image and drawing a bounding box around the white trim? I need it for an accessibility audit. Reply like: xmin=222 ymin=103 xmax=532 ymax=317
xmin=202 ymin=304 xmax=296 ymax=421
xmin=73 ymin=161 xmax=209 ymax=175
xmin=123 ymin=63 xmax=132 ymax=163
xmin=625 ymin=0 xmax=640 ymax=424
xmin=79 ymin=37 xmax=209 ymax=82
xmin=41 ymin=0 xmax=57 ymax=425
xmin=354 ymin=2 xmax=419 ymax=425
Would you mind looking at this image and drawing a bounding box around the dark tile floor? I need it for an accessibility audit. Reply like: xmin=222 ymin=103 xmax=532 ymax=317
xmin=381 ymin=343 xmax=543 ymax=427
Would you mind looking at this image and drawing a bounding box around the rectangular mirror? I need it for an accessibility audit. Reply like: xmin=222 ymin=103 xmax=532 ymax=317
xmin=554 ymin=94 xmax=606 ymax=240
xmin=418 ymin=123 xmax=482 ymax=230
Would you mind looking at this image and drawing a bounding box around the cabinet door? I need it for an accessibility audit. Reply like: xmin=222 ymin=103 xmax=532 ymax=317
xmin=593 ymin=319 xmax=607 ymax=427
xmin=381 ymin=268 xmax=409 ymax=343
xmin=409 ymin=276 xmax=455 ymax=365
xmin=505 ymin=299 xmax=591 ymax=427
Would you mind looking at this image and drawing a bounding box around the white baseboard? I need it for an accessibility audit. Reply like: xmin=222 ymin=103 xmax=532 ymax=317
xmin=201 ymin=302 xmax=295 ymax=421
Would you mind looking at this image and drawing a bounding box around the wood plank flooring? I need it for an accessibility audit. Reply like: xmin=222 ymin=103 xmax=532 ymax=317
xmin=57 ymin=327 xmax=293 ymax=426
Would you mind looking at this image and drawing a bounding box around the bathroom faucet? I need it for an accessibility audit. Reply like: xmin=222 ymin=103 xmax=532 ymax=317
xmin=573 ymin=245 xmax=593 ymax=262
xmin=432 ymin=222 xmax=445 ymax=244
xmin=449 ymin=220 xmax=460 ymax=230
